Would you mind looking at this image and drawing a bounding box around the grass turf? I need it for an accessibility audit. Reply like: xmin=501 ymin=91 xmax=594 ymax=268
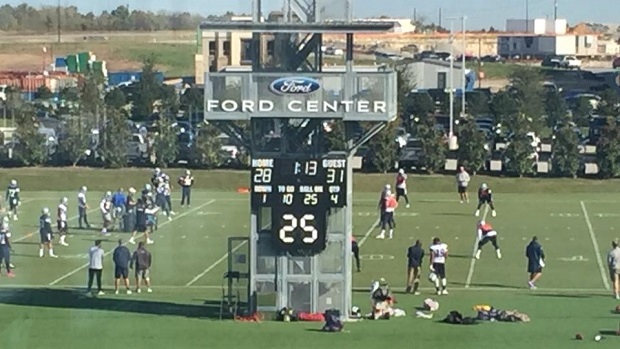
xmin=0 ymin=169 xmax=619 ymax=348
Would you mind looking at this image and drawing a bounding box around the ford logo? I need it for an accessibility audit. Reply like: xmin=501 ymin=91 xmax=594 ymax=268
xmin=269 ymin=77 xmax=321 ymax=95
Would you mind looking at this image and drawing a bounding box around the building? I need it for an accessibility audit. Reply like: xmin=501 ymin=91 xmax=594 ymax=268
xmin=399 ymin=60 xmax=468 ymax=90
xmin=499 ymin=18 xmax=600 ymax=58
xmin=497 ymin=34 xmax=599 ymax=58
xmin=506 ymin=18 xmax=567 ymax=35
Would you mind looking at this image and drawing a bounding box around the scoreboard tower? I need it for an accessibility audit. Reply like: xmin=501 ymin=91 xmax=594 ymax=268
xmin=202 ymin=0 xmax=397 ymax=316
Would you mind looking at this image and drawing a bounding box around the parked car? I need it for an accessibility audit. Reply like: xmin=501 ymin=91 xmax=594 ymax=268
xmin=541 ymin=56 xmax=562 ymax=68
xmin=558 ymin=56 xmax=582 ymax=70
xmin=397 ymin=138 xmax=424 ymax=170
xmin=613 ymin=56 xmax=620 ymax=69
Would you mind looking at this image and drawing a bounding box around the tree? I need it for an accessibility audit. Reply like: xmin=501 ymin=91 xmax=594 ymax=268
xmin=35 ymin=86 xmax=53 ymax=100
xmin=14 ymin=106 xmax=47 ymax=165
xmin=99 ymin=108 xmax=130 ymax=168
xmin=503 ymin=115 xmax=535 ymax=177
xmin=467 ymin=92 xmax=490 ymax=116
xmin=57 ymin=114 xmax=91 ymax=166
xmin=193 ymin=123 xmax=224 ymax=168
xmin=104 ymin=88 xmax=127 ymax=111
xmin=366 ymin=122 xmax=399 ymax=173
xmin=508 ymin=66 xmax=545 ymax=132
xmin=131 ymin=55 xmax=161 ymax=118
xmin=150 ymin=117 xmax=178 ymax=167
xmin=571 ymin=98 xmax=593 ymax=127
xmin=414 ymin=114 xmax=446 ymax=173
xmin=323 ymin=120 xmax=347 ymax=152
xmin=597 ymin=89 xmax=620 ymax=117
xmin=552 ymin=123 xmax=581 ymax=178
xmin=456 ymin=119 xmax=488 ymax=173
xmin=597 ymin=117 xmax=620 ymax=178
xmin=80 ymin=72 xmax=105 ymax=116
xmin=405 ymin=92 xmax=435 ymax=131
xmin=490 ymin=90 xmax=519 ymax=125
xmin=544 ymin=91 xmax=569 ymax=128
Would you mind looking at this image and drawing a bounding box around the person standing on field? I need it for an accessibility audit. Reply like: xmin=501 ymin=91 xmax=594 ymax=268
xmin=525 ymin=236 xmax=545 ymax=290
xmin=607 ymin=240 xmax=620 ymax=299
xmin=87 ymin=240 xmax=105 ymax=296
xmin=456 ymin=166 xmax=470 ymax=203
xmin=113 ymin=239 xmax=132 ymax=295
xmin=131 ymin=242 xmax=153 ymax=293
xmin=178 ymin=170 xmax=194 ymax=207
xmin=406 ymin=239 xmax=424 ymax=295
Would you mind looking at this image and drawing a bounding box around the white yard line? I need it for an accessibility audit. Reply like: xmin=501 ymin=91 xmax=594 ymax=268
xmin=465 ymin=205 xmax=489 ymax=288
xmin=579 ymin=201 xmax=611 ymax=290
xmin=358 ymin=217 xmax=381 ymax=247
xmin=48 ymin=199 xmax=216 ymax=286
xmin=185 ymin=221 xmax=270 ymax=286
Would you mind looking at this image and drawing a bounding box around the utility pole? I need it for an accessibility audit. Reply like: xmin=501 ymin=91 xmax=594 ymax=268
xmin=461 ymin=16 xmax=467 ymax=116
xmin=448 ymin=20 xmax=454 ymax=138
xmin=525 ymin=0 xmax=529 ymax=32
xmin=554 ymin=0 xmax=558 ymax=20
xmin=56 ymin=0 xmax=61 ymax=43
xmin=438 ymin=8 xmax=442 ymax=28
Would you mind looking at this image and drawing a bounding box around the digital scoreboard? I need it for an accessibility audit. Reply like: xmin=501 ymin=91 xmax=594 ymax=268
xmin=251 ymin=156 xmax=347 ymax=254
xmin=251 ymin=157 xmax=347 ymax=208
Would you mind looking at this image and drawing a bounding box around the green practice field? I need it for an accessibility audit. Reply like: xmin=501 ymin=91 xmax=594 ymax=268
xmin=0 ymin=169 xmax=619 ymax=348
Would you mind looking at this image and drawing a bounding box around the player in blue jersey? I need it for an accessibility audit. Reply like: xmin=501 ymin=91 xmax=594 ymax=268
xmin=39 ymin=207 xmax=58 ymax=258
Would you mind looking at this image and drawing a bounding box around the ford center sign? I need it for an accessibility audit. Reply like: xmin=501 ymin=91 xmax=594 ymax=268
xmin=206 ymin=76 xmax=387 ymax=114
xmin=269 ymin=77 xmax=321 ymax=95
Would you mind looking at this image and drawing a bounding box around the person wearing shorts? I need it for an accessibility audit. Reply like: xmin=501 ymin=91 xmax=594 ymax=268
xmin=131 ymin=241 xmax=153 ymax=293
xmin=112 ymin=239 xmax=132 ymax=295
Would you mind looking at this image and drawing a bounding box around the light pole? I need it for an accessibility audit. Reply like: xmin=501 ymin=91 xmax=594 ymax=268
xmin=448 ymin=21 xmax=454 ymax=138
xmin=461 ymin=16 xmax=467 ymax=117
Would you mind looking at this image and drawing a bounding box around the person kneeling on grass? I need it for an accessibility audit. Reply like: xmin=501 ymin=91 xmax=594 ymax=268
xmin=370 ymin=278 xmax=395 ymax=319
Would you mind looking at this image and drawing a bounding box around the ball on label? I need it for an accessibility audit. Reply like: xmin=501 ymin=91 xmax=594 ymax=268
xmin=594 ymin=335 xmax=601 ymax=342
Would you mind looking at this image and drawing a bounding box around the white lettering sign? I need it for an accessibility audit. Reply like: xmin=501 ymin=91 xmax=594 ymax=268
xmin=206 ymin=100 xmax=387 ymax=114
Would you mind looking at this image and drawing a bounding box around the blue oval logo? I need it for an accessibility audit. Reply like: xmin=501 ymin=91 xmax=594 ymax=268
xmin=269 ymin=77 xmax=321 ymax=95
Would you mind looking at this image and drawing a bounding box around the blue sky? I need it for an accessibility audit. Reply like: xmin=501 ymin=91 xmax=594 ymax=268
xmin=7 ymin=0 xmax=619 ymax=29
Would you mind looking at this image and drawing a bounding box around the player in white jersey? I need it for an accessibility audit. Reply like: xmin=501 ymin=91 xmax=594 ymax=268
xmin=57 ymin=197 xmax=69 ymax=246
xmin=395 ymin=169 xmax=410 ymax=208
xmin=163 ymin=181 xmax=175 ymax=217
xmin=429 ymin=237 xmax=449 ymax=295
xmin=77 ymin=186 xmax=91 ymax=229
xmin=100 ymin=192 xmax=112 ymax=236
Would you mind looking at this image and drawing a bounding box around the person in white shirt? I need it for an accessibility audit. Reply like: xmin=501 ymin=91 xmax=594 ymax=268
xmin=100 ymin=192 xmax=112 ymax=236
xmin=57 ymin=197 xmax=69 ymax=246
xmin=607 ymin=240 xmax=620 ymax=299
xmin=395 ymin=169 xmax=410 ymax=208
xmin=456 ymin=166 xmax=471 ymax=203
xmin=86 ymin=240 xmax=105 ymax=297
xmin=429 ymin=237 xmax=449 ymax=295
xmin=77 ymin=186 xmax=91 ymax=229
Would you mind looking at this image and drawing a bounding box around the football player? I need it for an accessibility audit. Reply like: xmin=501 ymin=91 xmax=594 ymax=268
xmin=474 ymin=183 xmax=497 ymax=217
xmin=100 ymin=192 xmax=112 ymax=236
xmin=151 ymin=168 xmax=165 ymax=187
xmin=57 ymin=197 xmax=69 ymax=246
xmin=429 ymin=237 xmax=448 ymax=295
xmin=1 ymin=216 xmax=15 ymax=269
xmin=395 ymin=169 xmax=410 ymax=208
xmin=0 ymin=219 xmax=14 ymax=277
xmin=5 ymin=179 xmax=20 ymax=221
xmin=39 ymin=207 xmax=58 ymax=258
xmin=376 ymin=190 xmax=398 ymax=239
xmin=163 ymin=179 xmax=175 ymax=217
xmin=77 ymin=186 xmax=91 ymax=229
xmin=474 ymin=220 xmax=501 ymax=260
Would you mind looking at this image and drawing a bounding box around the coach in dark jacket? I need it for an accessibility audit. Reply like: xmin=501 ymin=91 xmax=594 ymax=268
xmin=113 ymin=240 xmax=132 ymax=294
xmin=526 ymin=236 xmax=545 ymax=290
xmin=406 ymin=240 xmax=424 ymax=294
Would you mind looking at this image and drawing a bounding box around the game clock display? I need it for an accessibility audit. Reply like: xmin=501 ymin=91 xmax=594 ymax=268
xmin=251 ymin=157 xmax=347 ymax=209
xmin=271 ymin=203 xmax=327 ymax=254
